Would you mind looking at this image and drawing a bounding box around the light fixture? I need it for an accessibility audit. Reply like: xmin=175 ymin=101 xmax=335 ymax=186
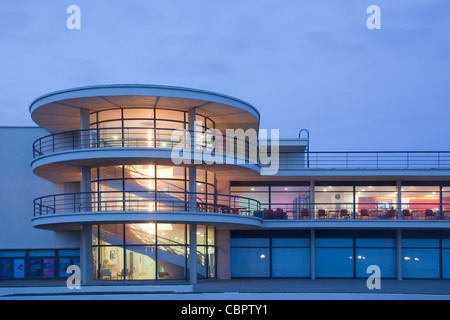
xmin=260 ymin=254 xmax=266 ymax=259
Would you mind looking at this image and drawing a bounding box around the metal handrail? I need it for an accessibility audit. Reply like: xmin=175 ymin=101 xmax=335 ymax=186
xmin=32 ymin=127 xmax=259 ymax=163
xmin=33 ymin=190 xmax=261 ymax=217
xmin=257 ymin=202 xmax=450 ymax=220
xmin=274 ymin=151 xmax=450 ymax=170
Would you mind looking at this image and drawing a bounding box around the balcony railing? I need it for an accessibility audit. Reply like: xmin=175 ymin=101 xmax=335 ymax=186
xmin=33 ymin=191 xmax=261 ymax=217
xmin=276 ymin=151 xmax=450 ymax=170
xmin=258 ymin=203 xmax=450 ymax=220
xmin=33 ymin=190 xmax=450 ymax=222
xmin=32 ymin=127 xmax=259 ymax=164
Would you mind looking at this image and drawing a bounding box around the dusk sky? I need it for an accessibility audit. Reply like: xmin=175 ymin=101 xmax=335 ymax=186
xmin=0 ymin=0 xmax=449 ymax=151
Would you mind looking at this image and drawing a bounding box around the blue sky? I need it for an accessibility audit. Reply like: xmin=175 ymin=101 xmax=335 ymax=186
xmin=0 ymin=0 xmax=449 ymax=151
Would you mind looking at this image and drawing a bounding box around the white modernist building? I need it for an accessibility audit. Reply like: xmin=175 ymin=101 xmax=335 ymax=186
xmin=1 ymin=84 xmax=450 ymax=283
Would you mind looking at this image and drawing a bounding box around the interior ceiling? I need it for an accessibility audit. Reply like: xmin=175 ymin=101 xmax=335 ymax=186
xmin=31 ymin=95 xmax=259 ymax=133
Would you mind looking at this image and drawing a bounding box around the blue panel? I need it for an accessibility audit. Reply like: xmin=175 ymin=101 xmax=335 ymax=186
xmin=442 ymin=239 xmax=450 ymax=248
xmin=316 ymin=248 xmax=353 ymax=278
xmin=442 ymin=249 xmax=450 ymax=279
xmin=0 ymin=251 xmax=26 ymax=258
xmin=402 ymin=239 xmax=439 ymax=248
xmin=272 ymin=248 xmax=310 ymax=277
xmin=29 ymin=250 xmax=56 ymax=257
xmin=231 ymin=238 xmax=270 ymax=247
xmin=355 ymin=238 xmax=395 ymax=248
xmin=231 ymin=248 xmax=270 ymax=277
xmin=272 ymin=238 xmax=310 ymax=247
xmin=316 ymin=238 xmax=353 ymax=248
xmin=355 ymin=248 xmax=396 ymax=278
xmin=402 ymin=248 xmax=440 ymax=279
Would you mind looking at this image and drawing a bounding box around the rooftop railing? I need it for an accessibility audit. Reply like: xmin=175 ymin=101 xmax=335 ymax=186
xmin=276 ymin=151 xmax=450 ymax=170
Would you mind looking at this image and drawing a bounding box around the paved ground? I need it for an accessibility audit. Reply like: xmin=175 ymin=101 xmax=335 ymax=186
xmin=1 ymin=278 xmax=450 ymax=300
xmin=193 ymin=278 xmax=450 ymax=295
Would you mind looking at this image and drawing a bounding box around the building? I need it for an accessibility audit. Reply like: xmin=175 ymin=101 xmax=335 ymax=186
xmin=1 ymin=84 xmax=450 ymax=283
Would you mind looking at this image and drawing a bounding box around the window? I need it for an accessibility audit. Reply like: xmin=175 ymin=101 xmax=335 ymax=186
xmin=92 ymin=224 xmax=216 ymax=281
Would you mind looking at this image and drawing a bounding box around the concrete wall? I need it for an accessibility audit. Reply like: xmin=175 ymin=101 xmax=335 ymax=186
xmin=0 ymin=127 xmax=80 ymax=250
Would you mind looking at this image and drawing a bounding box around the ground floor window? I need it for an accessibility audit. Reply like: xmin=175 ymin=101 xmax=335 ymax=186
xmin=230 ymin=230 xmax=450 ymax=279
xmin=0 ymin=249 xmax=80 ymax=280
xmin=92 ymin=223 xmax=216 ymax=281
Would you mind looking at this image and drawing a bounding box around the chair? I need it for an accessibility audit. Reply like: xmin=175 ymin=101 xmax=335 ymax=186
xmin=425 ymin=209 xmax=435 ymax=219
xmin=101 ymin=269 xmax=111 ymax=280
xmin=317 ymin=209 xmax=327 ymax=219
xmin=402 ymin=209 xmax=412 ymax=219
xmin=340 ymin=209 xmax=350 ymax=218
xmin=300 ymin=208 xmax=310 ymax=219
xmin=386 ymin=209 xmax=397 ymax=219
xmin=221 ymin=206 xmax=231 ymax=214
xmin=275 ymin=208 xmax=286 ymax=219
xmin=359 ymin=209 xmax=369 ymax=219
xmin=265 ymin=209 xmax=274 ymax=219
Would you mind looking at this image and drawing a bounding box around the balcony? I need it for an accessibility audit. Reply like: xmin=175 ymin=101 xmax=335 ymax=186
xmin=258 ymin=203 xmax=450 ymax=221
xmin=32 ymin=127 xmax=259 ymax=168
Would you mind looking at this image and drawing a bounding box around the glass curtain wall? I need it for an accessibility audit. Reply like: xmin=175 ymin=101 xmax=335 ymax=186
xmin=92 ymin=223 xmax=216 ymax=281
xmin=231 ymin=183 xmax=450 ymax=220
xmin=90 ymin=165 xmax=215 ymax=212
xmin=89 ymin=108 xmax=215 ymax=149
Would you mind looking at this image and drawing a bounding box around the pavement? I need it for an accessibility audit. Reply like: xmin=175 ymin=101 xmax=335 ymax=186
xmin=1 ymin=278 xmax=450 ymax=300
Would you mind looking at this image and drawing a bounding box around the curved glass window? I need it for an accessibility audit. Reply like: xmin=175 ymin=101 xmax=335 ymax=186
xmin=90 ymin=108 xmax=215 ymax=132
xmin=92 ymin=223 xmax=216 ymax=281
xmin=90 ymin=165 xmax=216 ymax=212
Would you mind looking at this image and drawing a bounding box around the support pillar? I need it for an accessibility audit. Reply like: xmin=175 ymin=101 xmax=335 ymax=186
xmin=189 ymin=224 xmax=198 ymax=284
xmin=396 ymin=229 xmax=402 ymax=280
xmin=397 ymin=180 xmax=402 ymax=220
xmin=81 ymin=224 xmax=93 ymax=285
xmin=310 ymin=229 xmax=316 ymax=280
xmin=310 ymin=180 xmax=315 ymax=219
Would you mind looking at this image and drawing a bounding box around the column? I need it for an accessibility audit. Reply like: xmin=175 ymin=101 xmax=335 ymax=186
xmin=397 ymin=180 xmax=402 ymax=220
xmin=189 ymin=224 xmax=198 ymax=284
xmin=396 ymin=229 xmax=402 ymax=280
xmin=310 ymin=229 xmax=316 ymax=280
xmin=80 ymin=109 xmax=92 ymax=212
xmin=81 ymin=224 xmax=93 ymax=285
xmin=216 ymin=230 xmax=231 ymax=280
xmin=80 ymin=108 xmax=90 ymax=148
xmin=188 ymin=108 xmax=198 ymax=212
xmin=310 ymin=180 xmax=315 ymax=219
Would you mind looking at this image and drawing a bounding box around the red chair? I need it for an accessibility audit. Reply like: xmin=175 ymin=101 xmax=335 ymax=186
xmin=340 ymin=209 xmax=349 ymax=218
xmin=386 ymin=210 xmax=397 ymax=219
xmin=402 ymin=209 xmax=412 ymax=219
xmin=300 ymin=208 xmax=310 ymax=219
xmin=425 ymin=209 xmax=435 ymax=219
xmin=317 ymin=209 xmax=326 ymax=219
xmin=275 ymin=208 xmax=286 ymax=219
xmin=360 ymin=209 xmax=369 ymax=219
xmin=221 ymin=206 xmax=231 ymax=214
xmin=265 ymin=209 xmax=274 ymax=219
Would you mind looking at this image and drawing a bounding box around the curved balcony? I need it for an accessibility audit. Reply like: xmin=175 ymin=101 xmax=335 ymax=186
xmin=32 ymin=191 xmax=263 ymax=230
xmin=31 ymin=127 xmax=261 ymax=176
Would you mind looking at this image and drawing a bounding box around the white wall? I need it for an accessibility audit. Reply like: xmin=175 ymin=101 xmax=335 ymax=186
xmin=0 ymin=127 xmax=80 ymax=250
